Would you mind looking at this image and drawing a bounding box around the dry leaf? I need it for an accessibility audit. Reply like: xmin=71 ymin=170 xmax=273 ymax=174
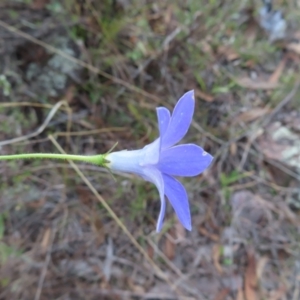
xmin=256 ymin=256 xmax=268 ymax=280
xmin=245 ymin=59 xmax=256 ymax=68
xmin=230 ymin=142 xmax=237 ymax=156
xmin=245 ymin=21 xmax=258 ymax=44
xmin=244 ymin=250 xmax=258 ymax=300
xmin=269 ymin=287 xmax=287 ymax=300
xmin=77 ymin=186 xmax=93 ymax=206
xmin=269 ymin=57 xmax=286 ymax=84
xmin=286 ymin=31 xmax=300 ymax=55
xmin=198 ymin=226 xmax=219 ymax=242
xmin=31 ymin=0 xmax=50 ymax=10
xmin=285 ymin=50 xmax=300 ymax=62
xmin=175 ymin=220 xmax=186 ymax=241
xmin=63 ymin=85 xmax=76 ymax=104
xmin=196 ymin=89 xmax=215 ymax=102
xmin=201 ymin=40 xmax=214 ymax=57
xmin=286 ymin=42 xmax=300 ymax=54
xmin=27 ymin=198 xmax=45 ymax=209
xmin=235 ymin=77 xmax=278 ymax=90
xmin=218 ymin=45 xmax=240 ymax=61
xmin=164 ymin=234 xmax=176 ymax=260
xmin=147 ymin=244 xmax=154 ymax=259
xmin=91 ymin=214 xmax=105 ymax=246
xmin=231 ymin=191 xmax=271 ymax=231
xmin=236 ymin=286 xmax=245 ymax=300
xmin=212 ymin=244 xmax=223 ymax=274
xmin=234 ymin=107 xmax=270 ymax=123
xmin=258 ymin=122 xmax=300 ymax=172
xmin=127 ymin=277 xmax=145 ymax=294
xmin=213 ymin=288 xmax=230 ymax=300
xmin=41 ymin=228 xmax=51 ymax=252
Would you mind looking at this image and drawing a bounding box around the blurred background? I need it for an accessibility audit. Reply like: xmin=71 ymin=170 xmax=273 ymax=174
xmin=0 ymin=0 xmax=300 ymax=299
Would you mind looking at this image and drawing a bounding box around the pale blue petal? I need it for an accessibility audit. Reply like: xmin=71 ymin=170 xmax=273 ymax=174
xmin=107 ymin=138 xmax=160 ymax=174
xmin=142 ymin=167 xmax=166 ymax=232
xmin=163 ymin=174 xmax=191 ymax=230
xmin=157 ymin=144 xmax=213 ymax=177
xmin=156 ymin=107 xmax=171 ymax=138
xmin=140 ymin=138 xmax=160 ymax=166
xmin=161 ymin=90 xmax=195 ymax=149
xmin=156 ymin=192 xmax=166 ymax=232
xmin=107 ymin=149 xmax=145 ymax=175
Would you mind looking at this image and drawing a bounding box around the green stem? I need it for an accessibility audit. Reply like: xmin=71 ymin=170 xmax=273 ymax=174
xmin=0 ymin=153 xmax=105 ymax=166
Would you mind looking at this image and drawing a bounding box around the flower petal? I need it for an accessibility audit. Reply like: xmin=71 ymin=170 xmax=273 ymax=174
xmin=142 ymin=167 xmax=166 ymax=232
xmin=161 ymin=90 xmax=195 ymax=149
xmin=140 ymin=138 xmax=160 ymax=166
xmin=162 ymin=174 xmax=191 ymax=230
xmin=106 ymin=139 xmax=161 ymax=175
xmin=156 ymin=107 xmax=171 ymax=138
xmin=106 ymin=149 xmax=145 ymax=175
xmin=157 ymin=144 xmax=213 ymax=177
xmin=156 ymin=193 xmax=166 ymax=232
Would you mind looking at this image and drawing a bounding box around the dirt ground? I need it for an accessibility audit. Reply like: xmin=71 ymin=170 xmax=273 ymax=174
xmin=0 ymin=1 xmax=300 ymax=299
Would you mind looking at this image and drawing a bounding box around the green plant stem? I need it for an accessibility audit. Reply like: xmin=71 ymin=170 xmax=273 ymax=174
xmin=0 ymin=153 xmax=105 ymax=166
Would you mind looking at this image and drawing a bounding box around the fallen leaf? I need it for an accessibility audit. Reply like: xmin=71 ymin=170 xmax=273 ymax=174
xmin=196 ymin=89 xmax=215 ymax=102
xmin=244 ymin=19 xmax=258 ymax=44
xmin=77 ymin=186 xmax=93 ymax=206
xmin=164 ymin=232 xmax=176 ymax=260
xmin=31 ymin=0 xmax=50 ymax=9
xmin=41 ymin=228 xmax=51 ymax=252
xmin=258 ymin=122 xmax=300 ymax=172
xmin=213 ymin=288 xmax=230 ymax=300
xmin=198 ymin=226 xmax=219 ymax=242
xmin=91 ymin=214 xmax=105 ymax=246
xmin=236 ymin=286 xmax=245 ymax=300
xmin=245 ymin=59 xmax=256 ymax=68
xmin=63 ymin=85 xmax=76 ymax=104
xmin=244 ymin=250 xmax=258 ymax=300
xmin=256 ymin=256 xmax=268 ymax=281
xmin=231 ymin=191 xmax=271 ymax=230
xmin=147 ymin=244 xmax=154 ymax=259
xmin=235 ymin=77 xmax=278 ymax=90
xmin=269 ymin=57 xmax=286 ymax=84
xmin=269 ymin=287 xmax=287 ymax=300
xmin=286 ymin=30 xmax=300 ymax=55
xmin=218 ymin=45 xmax=240 ymax=61
xmin=201 ymin=40 xmax=214 ymax=57
xmin=230 ymin=142 xmax=237 ymax=156
xmin=27 ymin=198 xmax=45 ymax=209
xmin=127 ymin=277 xmax=145 ymax=293
xmin=212 ymin=244 xmax=223 ymax=274
xmin=175 ymin=219 xmax=186 ymax=241
xmin=285 ymin=50 xmax=300 ymax=62
xmin=287 ymin=42 xmax=300 ymax=54
xmin=234 ymin=107 xmax=270 ymax=124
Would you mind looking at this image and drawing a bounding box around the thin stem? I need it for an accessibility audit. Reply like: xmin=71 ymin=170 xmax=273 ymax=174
xmin=0 ymin=153 xmax=105 ymax=166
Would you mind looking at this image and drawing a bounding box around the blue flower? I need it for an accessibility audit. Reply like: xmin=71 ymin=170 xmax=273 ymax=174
xmin=106 ymin=90 xmax=213 ymax=232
